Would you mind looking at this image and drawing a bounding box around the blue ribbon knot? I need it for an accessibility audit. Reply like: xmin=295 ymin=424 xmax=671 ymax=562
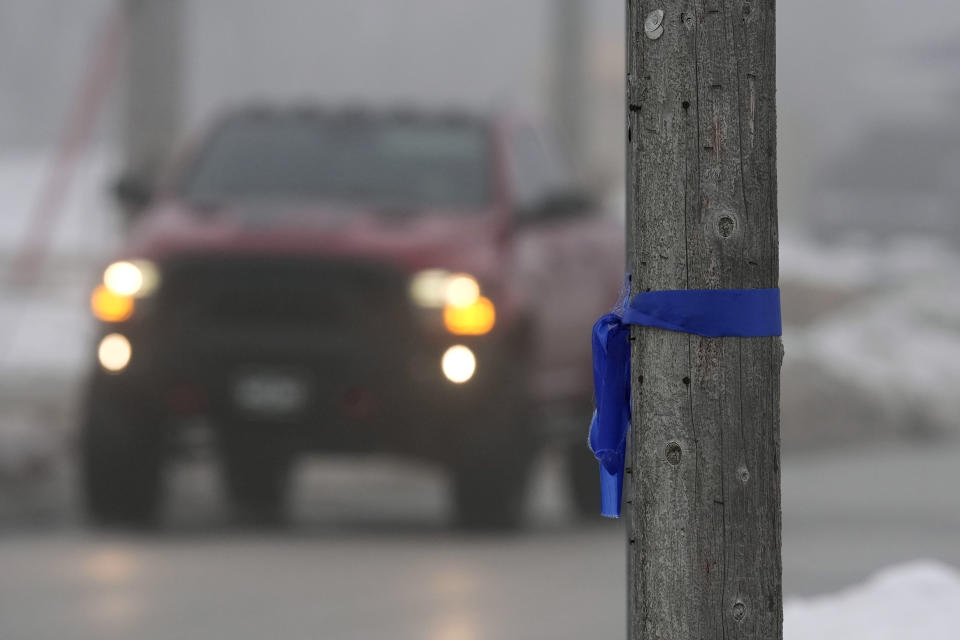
xmin=589 ymin=287 xmax=782 ymax=518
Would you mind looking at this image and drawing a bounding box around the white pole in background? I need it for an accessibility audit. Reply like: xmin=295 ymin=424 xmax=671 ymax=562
xmin=122 ymin=0 xmax=184 ymax=180
xmin=552 ymin=0 xmax=588 ymax=177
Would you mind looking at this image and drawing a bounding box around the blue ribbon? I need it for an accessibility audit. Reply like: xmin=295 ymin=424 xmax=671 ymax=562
xmin=588 ymin=287 xmax=782 ymax=518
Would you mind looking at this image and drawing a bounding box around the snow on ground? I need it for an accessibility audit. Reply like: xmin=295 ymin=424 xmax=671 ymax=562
xmin=0 ymin=148 xmax=120 ymax=257
xmin=781 ymin=232 xmax=960 ymax=438
xmin=0 ymin=148 xmax=118 ymax=373
xmin=786 ymin=561 xmax=960 ymax=640
xmin=0 ymin=284 xmax=93 ymax=375
xmin=0 ymin=149 xmax=118 ymax=476
xmin=780 ymin=231 xmax=960 ymax=289
xmin=786 ymin=281 xmax=960 ymax=432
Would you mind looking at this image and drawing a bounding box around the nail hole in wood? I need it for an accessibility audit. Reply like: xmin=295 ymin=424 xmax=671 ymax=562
xmin=737 ymin=465 xmax=750 ymax=483
xmin=733 ymin=601 xmax=747 ymax=622
xmin=718 ymin=215 xmax=736 ymax=238
xmin=665 ymin=442 xmax=682 ymax=466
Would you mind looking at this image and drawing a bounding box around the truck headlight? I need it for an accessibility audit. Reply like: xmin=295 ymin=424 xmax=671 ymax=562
xmin=103 ymin=260 xmax=159 ymax=298
xmin=409 ymin=270 xmax=479 ymax=309
xmin=98 ymin=333 xmax=132 ymax=372
xmin=91 ymin=285 xmax=135 ymax=322
xmin=442 ymin=345 xmax=476 ymax=384
xmin=443 ymin=296 xmax=496 ymax=335
xmin=409 ymin=270 xmax=495 ymax=335
xmin=92 ymin=260 xmax=159 ymax=322
xmin=444 ymin=274 xmax=480 ymax=308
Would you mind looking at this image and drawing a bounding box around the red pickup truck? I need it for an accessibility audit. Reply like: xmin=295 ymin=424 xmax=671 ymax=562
xmin=82 ymin=107 xmax=623 ymax=528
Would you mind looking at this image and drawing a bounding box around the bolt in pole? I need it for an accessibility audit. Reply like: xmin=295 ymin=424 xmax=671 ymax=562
xmin=625 ymin=2 xmax=782 ymax=639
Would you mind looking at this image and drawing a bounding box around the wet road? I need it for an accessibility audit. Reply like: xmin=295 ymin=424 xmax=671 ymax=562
xmin=1 ymin=443 xmax=958 ymax=639
xmin=0 ymin=528 xmax=626 ymax=640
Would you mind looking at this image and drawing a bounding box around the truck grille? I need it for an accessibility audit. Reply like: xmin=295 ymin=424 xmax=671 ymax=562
xmin=157 ymin=256 xmax=411 ymax=335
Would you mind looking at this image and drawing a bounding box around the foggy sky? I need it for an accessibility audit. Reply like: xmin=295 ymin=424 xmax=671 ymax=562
xmin=2 ymin=0 xmax=959 ymax=230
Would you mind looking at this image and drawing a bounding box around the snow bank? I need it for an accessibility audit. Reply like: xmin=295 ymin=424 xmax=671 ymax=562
xmin=0 ymin=149 xmax=118 ymax=375
xmin=0 ymin=148 xmax=120 ymax=256
xmin=785 ymin=281 xmax=960 ymax=434
xmin=0 ymin=286 xmax=92 ymax=374
xmin=781 ymin=232 xmax=960 ymax=438
xmin=781 ymin=232 xmax=960 ymax=289
xmin=786 ymin=561 xmax=960 ymax=640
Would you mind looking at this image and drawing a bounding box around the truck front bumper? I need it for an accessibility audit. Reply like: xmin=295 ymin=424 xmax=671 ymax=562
xmin=84 ymin=324 xmax=514 ymax=462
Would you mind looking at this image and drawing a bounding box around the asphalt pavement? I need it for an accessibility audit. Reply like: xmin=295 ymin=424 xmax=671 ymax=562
xmin=0 ymin=441 xmax=958 ymax=640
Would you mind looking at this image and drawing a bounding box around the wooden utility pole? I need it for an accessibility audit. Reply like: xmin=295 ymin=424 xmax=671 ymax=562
xmin=625 ymin=2 xmax=782 ymax=639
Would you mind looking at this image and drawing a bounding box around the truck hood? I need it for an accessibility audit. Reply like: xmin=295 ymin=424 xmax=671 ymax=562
xmin=121 ymin=199 xmax=503 ymax=275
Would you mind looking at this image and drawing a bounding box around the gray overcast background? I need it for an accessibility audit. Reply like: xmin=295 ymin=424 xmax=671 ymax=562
xmin=1 ymin=6 xmax=960 ymax=637
xmin=2 ymin=0 xmax=959 ymax=233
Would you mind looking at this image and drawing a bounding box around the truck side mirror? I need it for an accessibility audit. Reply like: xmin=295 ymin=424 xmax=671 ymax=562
xmin=518 ymin=189 xmax=595 ymax=224
xmin=112 ymin=171 xmax=155 ymax=216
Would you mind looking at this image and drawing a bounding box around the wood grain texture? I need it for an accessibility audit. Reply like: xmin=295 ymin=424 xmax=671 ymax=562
xmin=625 ymin=1 xmax=782 ymax=639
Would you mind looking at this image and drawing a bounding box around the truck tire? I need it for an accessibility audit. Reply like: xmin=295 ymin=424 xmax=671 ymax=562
xmin=451 ymin=346 xmax=535 ymax=530
xmin=452 ymin=451 xmax=530 ymax=530
xmin=81 ymin=410 xmax=163 ymax=528
xmin=222 ymin=436 xmax=292 ymax=526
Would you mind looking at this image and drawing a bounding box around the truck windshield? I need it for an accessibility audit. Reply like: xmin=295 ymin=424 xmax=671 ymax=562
xmin=181 ymin=116 xmax=492 ymax=210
